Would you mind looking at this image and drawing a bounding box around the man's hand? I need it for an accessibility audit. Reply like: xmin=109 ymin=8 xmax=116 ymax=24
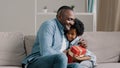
xmin=78 ymin=38 xmax=87 ymax=48
xmin=63 ymin=50 xmax=68 ymax=55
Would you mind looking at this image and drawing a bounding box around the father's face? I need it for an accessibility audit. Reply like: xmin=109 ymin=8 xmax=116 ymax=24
xmin=59 ymin=10 xmax=75 ymax=30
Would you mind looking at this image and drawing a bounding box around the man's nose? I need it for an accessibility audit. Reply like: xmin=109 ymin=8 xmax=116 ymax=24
xmin=71 ymin=21 xmax=74 ymax=25
xmin=68 ymin=21 xmax=74 ymax=25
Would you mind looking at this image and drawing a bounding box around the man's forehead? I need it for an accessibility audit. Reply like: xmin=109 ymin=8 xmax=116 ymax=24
xmin=64 ymin=10 xmax=75 ymax=18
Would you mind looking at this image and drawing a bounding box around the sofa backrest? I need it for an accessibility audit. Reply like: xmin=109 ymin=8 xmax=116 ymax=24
xmin=24 ymin=32 xmax=120 ymax=64
xmin=83 ymin=32 xmax=120 ymax=63
xmin=24 ymin=35 xmax=35 ymax=56
xmin=0 ymin=32 xmax=26 ymax=66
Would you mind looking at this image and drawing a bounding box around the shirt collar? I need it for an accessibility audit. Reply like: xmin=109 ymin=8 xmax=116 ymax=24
xmin=55 ymin=18 xmax=64 ymax=35
xmin=70 ymin=36 xmax=81 ymax=46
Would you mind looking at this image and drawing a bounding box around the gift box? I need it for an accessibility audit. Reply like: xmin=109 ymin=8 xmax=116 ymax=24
xmin=67 ymin=45 xmax=86 ymax=63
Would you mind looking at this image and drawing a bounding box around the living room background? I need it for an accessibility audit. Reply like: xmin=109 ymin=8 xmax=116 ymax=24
xmin=0 ymin=0 xmax=120 ymax=35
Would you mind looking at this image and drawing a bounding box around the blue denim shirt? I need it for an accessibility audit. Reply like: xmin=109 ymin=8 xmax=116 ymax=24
xmin=69 ymin=37 xmax=97 ymax=66
xmin=22 ymin=18 xmax=69 ymax=64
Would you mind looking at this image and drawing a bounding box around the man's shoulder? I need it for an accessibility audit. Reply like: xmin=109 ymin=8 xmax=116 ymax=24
xmin=43 ymin=18 xmax=57 ymax=25
xmin=39 ymin=18 xmax=57 ymax=30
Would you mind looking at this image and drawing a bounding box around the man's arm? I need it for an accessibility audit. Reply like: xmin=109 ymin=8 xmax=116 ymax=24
xmin=37 ymin=21 xmax=59 ymax=56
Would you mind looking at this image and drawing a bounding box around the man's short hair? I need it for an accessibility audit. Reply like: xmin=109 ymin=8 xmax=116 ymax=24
xmin=57 ymin=6 xmax=73 ymax=13
xmin=57 ymin=6 xmax=73 ymax=16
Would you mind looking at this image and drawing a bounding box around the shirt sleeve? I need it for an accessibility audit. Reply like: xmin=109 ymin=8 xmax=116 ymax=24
xmin=37 ymin=21 xmax=59 ymax=56
xmin=86 ymin=49 xmax=97 ymax=66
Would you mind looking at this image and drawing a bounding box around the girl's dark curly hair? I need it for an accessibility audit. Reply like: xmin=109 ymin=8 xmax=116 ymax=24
xmin=73 ymin=18 xmax=84 ymax=36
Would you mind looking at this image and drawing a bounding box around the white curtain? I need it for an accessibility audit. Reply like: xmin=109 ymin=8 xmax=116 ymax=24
xmin=97 ymin=0 xmax=120 ymax=31
xmin=114 ymin=0 xmax=120 ymax=31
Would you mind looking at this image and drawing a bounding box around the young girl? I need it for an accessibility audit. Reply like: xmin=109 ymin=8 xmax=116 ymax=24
xmin=65 ymin=19 xmax=96 ymax=68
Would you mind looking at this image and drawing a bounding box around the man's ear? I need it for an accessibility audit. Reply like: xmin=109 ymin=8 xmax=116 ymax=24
xmin=57 ymin=14 xmax=62 ymax=20
xmin=58 ymin=15 xmax=62 ymax=20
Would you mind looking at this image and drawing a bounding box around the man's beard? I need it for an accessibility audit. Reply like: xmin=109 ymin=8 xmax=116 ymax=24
xmin=65 ymin=25 xmax=70 ymax=30
xmin=64 ymin=25 xmax=71 ymax=31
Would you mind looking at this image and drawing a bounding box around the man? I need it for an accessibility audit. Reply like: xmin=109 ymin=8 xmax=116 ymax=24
xmin=22 ymin=6 xmax=81 ymax=68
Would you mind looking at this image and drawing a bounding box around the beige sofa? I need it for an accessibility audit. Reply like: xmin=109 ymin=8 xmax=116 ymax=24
xmin=0 ymin=32 xmax=120 ymax=68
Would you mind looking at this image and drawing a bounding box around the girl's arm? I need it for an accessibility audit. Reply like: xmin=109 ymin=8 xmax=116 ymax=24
xmin=73 ymin=55 xmax=91 ymax=62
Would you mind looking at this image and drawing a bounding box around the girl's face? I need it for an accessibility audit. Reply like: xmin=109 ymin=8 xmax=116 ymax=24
xmin=66 ymin=28 xmax=77 ymax=42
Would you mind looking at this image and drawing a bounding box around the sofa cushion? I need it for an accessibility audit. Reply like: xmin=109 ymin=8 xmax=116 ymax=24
xmin=0 ymin=32 xmax=25 ymax=66
xmin=24 ymin=35 xmax=35 ymax=56
xmin=96 ymin=63 xmax=120 ymax=68
xmin=83 ymin=32 xmax=120 ymax=63
xmin=0 ymin=66 xmax=21 ymax=68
